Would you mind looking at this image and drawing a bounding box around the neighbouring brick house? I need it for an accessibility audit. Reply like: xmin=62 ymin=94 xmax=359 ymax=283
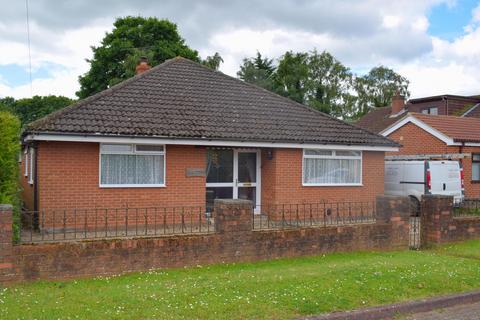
xmin=20 ymin=57 xmax=397 ymax=227
xmin=356 ymin=93 xmax=480 ymax=134
xmin=379 ymin=113 xmax=480 ymax=198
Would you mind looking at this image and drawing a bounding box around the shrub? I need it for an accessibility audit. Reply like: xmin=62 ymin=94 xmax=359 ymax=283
xmin=0 ymin=111 xmax=21 ymax=241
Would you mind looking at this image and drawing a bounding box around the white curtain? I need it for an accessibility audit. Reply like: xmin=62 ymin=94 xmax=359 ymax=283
xmin=101 ymin=154 xmax=164 ymax=185
xmin=304 ymin=158 xmax=361 ymax=184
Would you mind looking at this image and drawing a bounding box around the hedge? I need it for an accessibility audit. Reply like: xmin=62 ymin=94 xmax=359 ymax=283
xmin=0 ymin=111 xmax=21 ymax=241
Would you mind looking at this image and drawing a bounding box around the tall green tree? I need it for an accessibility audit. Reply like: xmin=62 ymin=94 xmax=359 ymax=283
xmin=275 ymin=51 xmax=309 ymax=103
xmin=76 ymin=16 xmax=200 ymax=98
xmin=237 ymin=52 xmax=276 ymax=90
xmin=354 ymin=66 xmax=410 ymax=118
xmin=14 ymin=95 xmax=74 ymax=126
xmin=202 ymin=52 xmax=224 ymax=70
xmin=304 ymin=50 xmax=355 ymax=118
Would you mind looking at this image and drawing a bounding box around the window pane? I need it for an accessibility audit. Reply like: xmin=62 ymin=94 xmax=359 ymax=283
xmin=101 ymin=154 xmax=164 ymax=185
xmin=430 ymin=107 xmax=438 ymax=115
xmin=304 ymin=158 xmax=361 ymax=184
xmin=473 ymin=154 xmax=480 ymax=161
xmin=421 ymin=109 xmax=429 ymax=114
xmin=473 ymin=163 xmax=480 ymax=181
xmin=135 ymin=145 xmax=164 ymax=152
xmin=238 ymin=153 xmax=256 ymax=183
xmin=305 ymin=149 xmax=332 ymax=156
xmin=335 ymin=150 xmax=361 ymax=157
xmin=206 ymin=149 xmax=233 ymax=183
xmin=206 ymin=187 xmax=233 ymax=212
xmin=101 ymin=144 xmax=132 ymax=153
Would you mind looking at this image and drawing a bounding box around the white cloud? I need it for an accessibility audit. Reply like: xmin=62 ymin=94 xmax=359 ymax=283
xmin=0 ymin=0 xmax=479 ymax=101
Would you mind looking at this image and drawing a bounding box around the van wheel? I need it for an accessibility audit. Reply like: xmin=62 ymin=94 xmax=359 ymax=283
xmin=409 ymin=196 xmax=420 ymax=217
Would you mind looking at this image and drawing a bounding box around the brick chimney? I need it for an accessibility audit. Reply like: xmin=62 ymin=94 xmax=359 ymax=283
xmin=135 ymin=56 xmax=151 ymax=75
xmin=391 ymin=90 xmax=405 ymax=115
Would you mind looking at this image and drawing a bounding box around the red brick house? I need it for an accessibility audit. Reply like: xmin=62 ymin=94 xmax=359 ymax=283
xmin=356 ymin=93 xmax=480 ymax=134
xmin=20 ymin=57 xmax=397 ymax=221
xmin=380 ymin=113 xmax=480 ymax=198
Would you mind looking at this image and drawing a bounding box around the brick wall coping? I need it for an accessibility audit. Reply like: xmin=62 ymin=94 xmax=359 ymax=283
xmin=0 ymin=204 xmax=13 ymax=211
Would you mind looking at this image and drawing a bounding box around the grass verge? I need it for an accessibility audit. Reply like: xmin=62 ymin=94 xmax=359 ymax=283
xmin=2 ymin=242 xmax=480 ymax=319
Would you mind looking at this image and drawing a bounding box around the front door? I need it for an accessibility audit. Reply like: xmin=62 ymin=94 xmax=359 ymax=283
xmin=206 ymin=149 xmax=261 ymax=212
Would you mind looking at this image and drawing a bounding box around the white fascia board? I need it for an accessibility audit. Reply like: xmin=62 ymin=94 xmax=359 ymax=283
xmin=380 ymin=115 xmax=458 ymax=146
xmin=24 ymin=133 xmax=399 ymax=152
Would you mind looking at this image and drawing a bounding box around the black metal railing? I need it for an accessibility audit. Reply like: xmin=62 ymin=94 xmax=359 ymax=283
xmin=252 ymin=201 xmax=376 ymax=230
xmin=20 ymin=206 xmax=214 ymax=243
xmin=453 ymin=199 xmax=480 ymax=217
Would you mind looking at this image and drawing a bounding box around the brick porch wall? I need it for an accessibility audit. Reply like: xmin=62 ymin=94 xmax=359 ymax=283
xmin=386 ymin=123 xmax=480 ymax=198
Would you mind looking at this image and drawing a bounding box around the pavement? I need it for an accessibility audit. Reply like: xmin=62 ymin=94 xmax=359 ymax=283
xmin=403 ymin=301 xmax=480 ymax=320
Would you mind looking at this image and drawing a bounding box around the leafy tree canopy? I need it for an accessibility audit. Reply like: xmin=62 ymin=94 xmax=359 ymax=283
xmin=354 ymin=66 xmax=410 ymax=118
xmin=76 ymin=16 xmax=200 ymax=98
xmin=237 ymin=50 xmax=409 ymax=120
xmin=237 ymin=52 xmax=276 ymax=90
xmin=201 ymin=52 xmax=224 ymax=70
xmin=0 ymin=95 xmax=74 ymax=127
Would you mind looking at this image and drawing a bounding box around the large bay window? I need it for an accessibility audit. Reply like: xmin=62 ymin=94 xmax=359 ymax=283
xmin=100 ymin=144 xmax=165 ymax=187
xmin=303 ymin=149 xmax=362 ymax=186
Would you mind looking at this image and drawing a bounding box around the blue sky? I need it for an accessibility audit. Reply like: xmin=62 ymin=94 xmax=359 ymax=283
xmin=428 ymin=0 xmax=478 ymax=39
xmin=1 ymin=0 xmax=480 ymax=99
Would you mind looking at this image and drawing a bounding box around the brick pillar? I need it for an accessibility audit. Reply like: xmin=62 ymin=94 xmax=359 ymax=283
xmin=0 ymin=204 xmax=15 ymax=283
xmin=214 ymin=199 xmax=252 ymax=234
xmin=421 ymin=195 xmax=453 ymax=246
xmin=375 ymin=195 xmax=410 ymax=248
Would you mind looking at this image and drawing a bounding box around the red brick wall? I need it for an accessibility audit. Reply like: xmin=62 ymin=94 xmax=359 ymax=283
xmin=37 ymin=142 xmax=206 ymax=210
xmin=261 ymin=149 xmax=384 ymax=205
xmin=386 ymin=123 xmax=480 ymax=198
xmin=0 ymin=197 xmax=411 ymax=283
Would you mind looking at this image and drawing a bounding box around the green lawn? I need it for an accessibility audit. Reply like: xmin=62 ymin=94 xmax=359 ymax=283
xmin=2 ymin=242 xmax=480 ymax=320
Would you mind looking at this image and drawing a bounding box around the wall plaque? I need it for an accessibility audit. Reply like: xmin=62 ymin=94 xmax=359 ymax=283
xmin=186 ymin=168 xmax=206 ymax=177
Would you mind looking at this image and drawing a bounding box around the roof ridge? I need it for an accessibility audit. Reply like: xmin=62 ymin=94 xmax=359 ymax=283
xmin=177 ymin=58 xmax=395 ymax=146
xmin=25 ymin=57 xmax=182 ymax=133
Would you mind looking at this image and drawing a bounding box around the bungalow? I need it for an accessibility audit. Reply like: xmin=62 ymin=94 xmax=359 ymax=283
xmin=380 ymin=113 xmax=480 ymax=198
xmin=20 ymin=57 xmax=397 ymax=224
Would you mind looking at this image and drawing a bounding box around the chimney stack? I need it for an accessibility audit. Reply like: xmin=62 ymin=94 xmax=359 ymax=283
xmin=391 ymin=90 xmax=405 ymax=115
xmin=135 ymin=56 xmax=151 ymax=75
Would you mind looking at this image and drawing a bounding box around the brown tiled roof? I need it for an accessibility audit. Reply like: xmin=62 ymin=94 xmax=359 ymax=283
xmin=27 ymin=57 xmax=397 ymax=147
xmin=412 ymin=113 xmax=480 ymax=143
xmin=355 ymin=106 xmax=407 ymax=133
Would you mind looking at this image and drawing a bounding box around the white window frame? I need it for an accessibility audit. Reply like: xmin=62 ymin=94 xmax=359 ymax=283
xmin=28 ymin=147 xmax=34 ymax=185
xmin=302 ymin=149 xmax=363 ymax=186
xmin=99 ymin=143 xmax=166 ymax=188
xmin=24 ymin=148 xmax=28 ymax=177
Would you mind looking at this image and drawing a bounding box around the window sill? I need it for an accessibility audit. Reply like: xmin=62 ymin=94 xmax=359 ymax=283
xmin=99 ymin=184 xmax=166 ymax=188
xmin=471 ymin=180 xmax=480 ymax=184
xmin=302 ymin=183 xmax=363 ymax=187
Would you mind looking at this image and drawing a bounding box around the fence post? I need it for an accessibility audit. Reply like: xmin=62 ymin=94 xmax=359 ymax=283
xmin=421 ymin=195 xmax=454 ymax=246
xmin=375 ymin=196 xmax=410 ymax=249
xmin=0 ymin=204 xmax=15 ymax=282
xmin=214 ymin=199 xmax=253 ymax=234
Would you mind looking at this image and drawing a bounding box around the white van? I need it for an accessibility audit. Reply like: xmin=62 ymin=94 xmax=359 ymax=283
xmin=385 ymin=160 xmax=464 ymax=206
